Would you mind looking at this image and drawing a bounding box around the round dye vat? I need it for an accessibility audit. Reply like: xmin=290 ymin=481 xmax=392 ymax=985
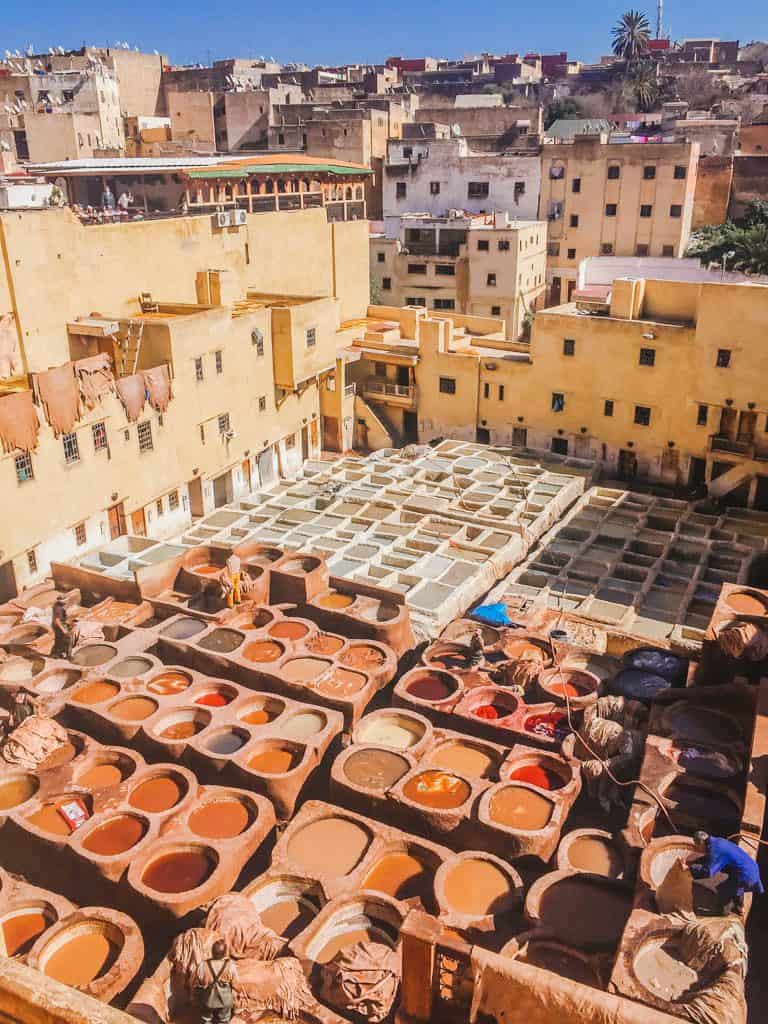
xmin=316 ymin=668 xmax=367 ymax=698
xmin=198 ymin=629 xmax=243 ymax=654
xmin=109 ymin=657 xmax=153 ymax=679
xmin=664 ymin=705 xmax=742 ymax=747
xmin=268 ymin=621 xmax=310 ymax=641
xmin=72 ymin=680 xmax=119 ymax=705
xmin=282 ymin=657 xmax=331 ymax=683
xmin=241 ymin=702 xmax=283 ymax=726
xmin=316 ymin=592 xmax=354 ymax=610
xmin=43 ymin=929 xmax=120 ymax=987
xmin=663 ymin=780 xmax=740 ymax=830
xmin=518 ymin=942 xmax=599 ymax=988
xmin=676 ymin=746 xmax=739 ymax=780
xmin=623 ymin=647 xmax=688 ymax=683
xmin=609 ymin=670 xmax=669 ymax=703
xmin=430 ymin=742 xmax=496 ymax=779
xmin=194 ymin=691 xmax=232 ymax=708
xmin=282 ymin=712 xmax=326 ymax=740
xmin=524 ymin=711 xmax=569 ymax=742
xmin=160 ymin=618 xmax=206 ymax=640
xmin=634 ymin=937 xmax=698 ymax=1003
xmin=142 ymin=848 xmax=215 ymax=893
xmin=281 ymin=557 xmax=319 ymax=574
xmin=259 ymin=895 xmax=316 ymax=939
xmin=82 ymin=815 xmax=147 ymax=856
xmin=26 ymin=802 xmax=73 ymax=837
xmin=363 ymin=852 xmax=430 ymax=902
xmin=2 ymin=908 xmax=51 ymax=957
xmin=129 ymin=776 xmax=184 ymax=813
xmin=425 ymin=643 xmax=471 ymax=671
xmin=315 ymin=924 xmax=391 ymax=965
xmin=77 ymin=762 xmax=128 ymax=791
xmin=726 ymin=590 xmax=768 ymax=617
xmin=357 ymin=715 xmax=425 ymax=751
xmin=339 ymin=645 xmax=386 ymax=670
xmin=242 ymin=640 xmax=284 ymax=663
xmin=344 ymin=749 xmax=410 ymax=791
xmin=248 ymin=747 xmax=301 ymax=774
xmin=567 ymin=835 xmax=623 ymax=877
xmin=0 ymin=774 xmax=39 ymax=810
xmin=71 ymin=644 xmax=116 ymax=667
xmin=504 ymin=639 xmax=548 ymax=663
xmin=0 ymin=657 xmax=43 ymax=682
xmin=286 ymin=817 xmax=371 ymax=876
xmin=406 ymin=671 xmax=457 ymax=702
xmin=36 ymin=670 xmax=80 ymax=694
xmin=507 ymin=763 xmax=565 ymax=791
xmin=537 ymin=877 xmax=632 ymax=948
xmin=147 ymin=672 xmax=191 ymax=696
xmin=472 ymin=699 xmax=515 ymax=721
xmin=489 ymin=786 xmax=553 ymax=831
xmin=205 ymin=730 xmax=248 ymax=756
xmin=542 ymin=670 xmax=593 ymax=699
xmin=192 ymin=563 xmax=222 ymax=576
xmin=305 ymin=633 xmax=345 ymax=656
xmin=403 ymin=770 xmax=470 ymax=810
xmin=109 ymin=697 xmax=158 ymax=722
xmin=443 ymin=859 xmax=511 ymax=916
xmin=159 ymin=715 xmax=208 ymax=741
xmin=189 ymin=799 xmax=252 ymax=839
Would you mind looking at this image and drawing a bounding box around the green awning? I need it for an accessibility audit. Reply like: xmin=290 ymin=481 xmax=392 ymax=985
xmin=187 ymin=163 xmax=372 ymax=180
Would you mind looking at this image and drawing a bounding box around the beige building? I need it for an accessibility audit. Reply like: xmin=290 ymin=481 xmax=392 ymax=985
xmin=348 ymin=277 xmax=768 ymax=508
xmin=0 ymin=162 xmax=370 ymax=599
xmin=539 ymin=135 xmax=700 ymax=303
xmin=371 ymin=212 xmax=547 ymax=340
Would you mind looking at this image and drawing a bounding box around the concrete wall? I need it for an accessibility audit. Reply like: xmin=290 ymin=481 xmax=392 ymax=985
xmin=691 ymin=155 xmax=732 ymax=229
xmin=108 ymin=50 xmax=166 ymax=117
xmin=167 ymin=90 xmax=216 ymax=147
xmin=730 ymin=155 xmax=768 ymax=217
xmin=224 ymin=91 xmax=271 ymax=150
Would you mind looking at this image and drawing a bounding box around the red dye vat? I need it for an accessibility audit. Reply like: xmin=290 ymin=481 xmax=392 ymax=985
xmin=508 ymin=764 xmax=563 ymax=790
xmin=525 ymin=712 xmax=569 ymax=742
xmin=195 ymin=693 xmax=229 ymax=707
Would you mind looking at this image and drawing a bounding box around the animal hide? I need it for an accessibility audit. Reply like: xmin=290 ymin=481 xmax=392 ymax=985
xmin=35 ymin=363 xmax=80 ymax=436
xmin=0 ymin=390 xmax=40 ymax=453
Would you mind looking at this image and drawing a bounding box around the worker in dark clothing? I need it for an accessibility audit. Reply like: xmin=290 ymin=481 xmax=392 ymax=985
xmin=197 ymin=939 xmax=237 ymax=1024
xmin=51 ymin=596 xmax=72 ymax=659
xmin=690 ymin=830 xmax=764 ymax=915
xmin=10 ymin=690 xmax=35 ymax=730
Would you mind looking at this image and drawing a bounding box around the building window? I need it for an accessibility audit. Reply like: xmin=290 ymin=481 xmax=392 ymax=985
xmin=670 ymin=204 xmax=682 ymax=218
xmin=92 ymin=421 xmax=108 ymax=452
xmin=251 ymin=329 xmax=264 ymax=355
xmin=605 ymin=203 xmax=617 ymax=217
xmin=306 ymin=328 xmax=316 ymax=348
xmin=194 ymin=356 xmax=204 ymax=381
xmin=26 ymin=549 xmax=38 ymax=575
xmin=607 ymin=165 xmax=620 ymax=179
xmin=604 ymin=399 xmax=614 ymax=417
xmin=498 ymin=385 xmax=505 ymax=401
xmin=199 ymin=423 xmax=206 ymax=444
xmin=514 ymin=181 xmax=526 ymax=201
xmin=396 ymin=182 xmax=406 ymax=199
xmin=551 ymin=437 xmax=568 ymax=455
xmin=567 ymin=248 xmax=576 ymax=260
xmin=662 ymin=245 xmax=674 ymax=257
xmin=569 ymin=214 xmax=579 ymax=228
xmin=498 ymin=240 xmax=510 ymax=251
xmin=697 ymin=404 xmax=708 ymax=425
xmin=483 ymin=382 xmax=490 ymax=399
xmin=74 ymin=521 xmax=87 ymax=547
xmin=137 ymin=420 xmax=153 ymax=452
xmin=548 ymin=242 xmax=560 ymax=257
xmin=491 ymin=305 xmax=501 ymax=316
xmin=408 ymin=263 xmax=427 ymax=275
xmin=62 ymin=432 xmax=80 ymax=464
xmin=552 ymin=392 xmax=565 ymax=412
xmin=169 ymin=490 xmax=179 ymax=511
xmin=716 ymin=348 xmax=731 ymax=367
xmin=634 ymin=405 xmax=651 ymax=426
xmin=640 ymin=204 xmax=652 ymax=218
xmin=487 ymin=273 xmax=497 ymax=286
xmin=218 ymin=413 xmax=231 ymax=435
xmin=156 ymin=499 xmax=163 ymax=517
xmin=563 ymin=338 xmax=575 ymax=356
xmin=639 ymin=347 xmax=656 ymax=366
xmin=435 ymin=264 xmax=455 ymax=276
xmin=477 ymin=239 xmax=489 ymax=252
xmin=674 ymin=165 xmax=687 ymax=179
xmin=15 ymin=452 xmax=33 ymax=483
xmin=405 ymin=296 xmax=426 ymax=306
xmin=572 ymin=177 xmax=581 ymax=193
xmin=258 ymin=396 xmax=267 ymax=412
xmin=636 ymin=244 xmax=649 ymax=256
xmin=433 ymin=298 xmax=455 ymax=310
xmin=382 ymin=277 xmax=392 ymax=290
xmin=439 ymin=377 xmax=456 ymax=395
xmin=643 ymin=165 xmax=656 ymax=180
xmin=549 ymin=164 xmax=565 ymax=180
xmin=601 ymin=243 xmax=614 ymax=255
xmin=468 ymin=181 xmax=490 ymax=199
xmin=429 ymin=181 xmax=440 ymax=195
xmin=377 ymin=252 xmax=385 ymax=263
xmin=215 ymin=350 xmax=223 ymax=374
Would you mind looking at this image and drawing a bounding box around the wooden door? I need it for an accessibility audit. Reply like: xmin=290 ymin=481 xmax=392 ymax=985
xmin=107 ymin=503 xmax=126 ymax=541
xmin=241 ymin=458 xmax=252 ymax=492
xmin=130 ymin=508 xmax=146 ymax=536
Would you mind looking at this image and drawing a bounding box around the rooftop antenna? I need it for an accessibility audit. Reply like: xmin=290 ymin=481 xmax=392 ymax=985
xmin=656 ymin=0 xmax=663 ymax=39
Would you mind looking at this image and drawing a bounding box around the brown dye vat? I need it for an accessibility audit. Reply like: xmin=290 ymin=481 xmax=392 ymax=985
xmin=110 ymin=697 xmax=158 ymax=721
xmin=363 ymin=852 xmax=429 ymax=901
xmin=189 ymin=800 xmax=252 ymax=839
xmin=83 ymin=815 xmax=147 ymax=856
xmin=444 ymin=860 xmax=511 ymax=915
xmin=44 ymin=931 xmax=120 ymax=987
xmin=344 ymin=749 xmax=410 ymax=791
xmin=727 ymin=591 xmax=768 ymax=616
xmin=282 ymin=657 xmax=330 ymax=683
xmin=634 ymin=938 xmax=698 ymax=1002
xmin=317 ymin=668 xmax=366 ymax=697
xmin=339 ymin=646 xmax=385 ymax=670
xmin=490 ymin=786 xmax=553 ymax=831
xmin=3 ymin=910 xmax=50 ymax=956
xmin=248 ymin=748 xmax=300 ymax=774
xmin=407 ymin=672 xmax=456 ymax=702
xmin=27 ymin=803 xmax=72 ymax=836
xmin=72 ymin=680 xmax=120 ymax=705
xmin=260 ymin=897 xmax=315 ymax=939
xmin=241 ymin=705 xmax=281 ymax=726
xmin=71 ymin=645 xmax=116 ymax=667
xmin=243 ymin=640 xmax=283 ymax=663
xmin=287 ymin=817 xmax=370 ymax=875
xmin=568 ymin=836 xmax=623 ymax=877
xmin=538 ymin=878 xmax=631 ymax=947
xmin=129 ymin=776 xmax=183 ymax=813
xmin=142 ymin=849 xmax=214 ymax=893
xmin=206 ymin=730 xmax=247 ymax=755
xmin=148 ymin=672 xmax=191 ymax=696
xmin=518 ymin=943 xmax=599 ymax=988
xmin=40 ymin=741 xmax=78 ymax=770
xmin=160 ymin=719 xmax=205 ymax=740
xmin=317 ymin=592 xmax=354 ymax=610
xmin=403 ymin=770 xmax=470 ymax=810
xmin=110 ymin=657 xmax=153 ymax=679
xmin=268 ymin=621 xmax=309 ymax=641
xmin=316 ymin=926 xmax=386 ymax=964
xmin=507 ymin=764 xmax=565 ymax=791
xmin=193 ymin=563 xmax=221 ymax=576
xmin=0 ymin=774 xmax=39 ymax=810
xmin=430 ymin=743 xmax=495 ymax=779
xmin=198 ymin=629 xmax=243 ymax=654
xmin=663 ymin=780 xmax=740 ymax=829
xmin=504 ymin=640 xmax=547 ymax=662
xmin=305 ymin=633 xmax=345 ymax=655
xmin=78 ymin=763 xmax=125 ymax=790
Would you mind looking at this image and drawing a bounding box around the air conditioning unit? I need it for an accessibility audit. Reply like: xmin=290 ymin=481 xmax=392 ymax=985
xmin=232 ymin=209 xmax=247 ymax=226
xmin=214 ymin=211 xmax=231 ymax=228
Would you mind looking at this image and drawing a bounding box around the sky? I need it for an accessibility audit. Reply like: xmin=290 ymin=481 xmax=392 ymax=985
xmin=2 ymin=0 xmax=766 ymax=67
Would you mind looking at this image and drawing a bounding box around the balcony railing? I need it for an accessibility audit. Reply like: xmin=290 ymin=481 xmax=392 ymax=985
xmin=402 ymin=242 xmax=463 ymax=258
xmin=363 ymin=378 xmax=417 ymax=405
xmin=709 ymin=435 xmax=755 ymax=457
xmin=344 ymin=383 xmax=356 ymax=397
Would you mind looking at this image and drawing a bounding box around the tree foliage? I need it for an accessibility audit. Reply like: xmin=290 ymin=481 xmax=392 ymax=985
xmin=686 ymin=201 xmax=768 ymax=276
xmin=611 ymin=10 xmax=651 ymax=62
xmin=627 ymin=61 xmax=660 ymax=111
xmin=544 ymin=97 xmax=583 ymax=128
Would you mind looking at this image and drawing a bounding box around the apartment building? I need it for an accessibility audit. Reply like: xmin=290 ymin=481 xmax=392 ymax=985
xmin=348 ymin=277 xmax=768 ymax=508
xmin=0 ymin=179 xmax=369 ymax=598
xmin=539 ymin=134 xmax=700 ymax=302
xmin=371 ymin=211 xmax=546 ymax=339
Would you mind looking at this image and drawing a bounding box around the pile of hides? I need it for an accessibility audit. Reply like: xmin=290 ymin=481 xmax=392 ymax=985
xmin=718 ymin=620 xmax=768 ymax=662
xmin=0 ymin=390 xmax=40 ymax=454
xmin=577 ymin=716 xmax=644 ymax=812
xmin=74 ymin=353 xmax=115 ymax=410
xmin=319 ymin=940 xmax=400 ymax=1022
xmin=674 ymin=916 xmax=748 ymax=1024
xmin=72 ymin=619 xmax=105 ymax=647
xmin=0 ymin=715 xmax=69 ymax=770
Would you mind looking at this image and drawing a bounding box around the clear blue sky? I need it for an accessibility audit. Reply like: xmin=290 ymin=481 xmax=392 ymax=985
xmin=2 ymin=0 xmax=765 ymax=67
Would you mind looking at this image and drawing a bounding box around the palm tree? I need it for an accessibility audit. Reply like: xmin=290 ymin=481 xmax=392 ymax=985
xmin=628 ymin=61 xmax=659 ymax=111
xmin=612 ymin=10 xmax=651 ymax=63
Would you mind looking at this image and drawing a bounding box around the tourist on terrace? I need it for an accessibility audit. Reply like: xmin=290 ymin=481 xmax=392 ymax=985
xmin=690 ymin=831 xmax=764 ymax=915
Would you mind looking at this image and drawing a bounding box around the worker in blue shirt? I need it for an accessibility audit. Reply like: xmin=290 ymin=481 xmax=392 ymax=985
xmin=690 ymin=830 xmax=764 ymax=915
